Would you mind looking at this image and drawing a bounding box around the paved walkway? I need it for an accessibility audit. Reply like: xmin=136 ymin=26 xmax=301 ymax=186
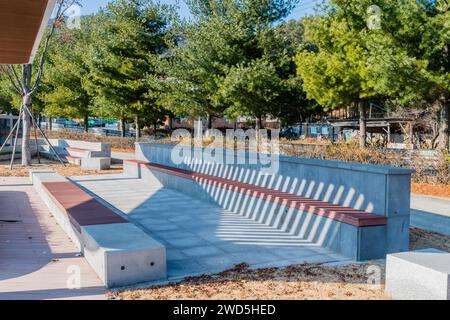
xmin=0 ymin=177 xmax=105 ymax=300
xmin=111 ymin=151 xmax=135 ymax=163
xmin=410 ymin=194 xmax=450 ymax=236
xmin=72 ymin=174 xmax=351 ymax=281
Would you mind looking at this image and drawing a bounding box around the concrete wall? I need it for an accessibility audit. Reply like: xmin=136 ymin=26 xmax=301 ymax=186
xmin=126 ymin=163 xmax=388 ymax=260
xmin=38 ymin=139 xmax=111 ymax=158
xmin=135 ymin=142 xmax=413 ymax=255
xmin=0 ymin=144 xmax=39 ymax=160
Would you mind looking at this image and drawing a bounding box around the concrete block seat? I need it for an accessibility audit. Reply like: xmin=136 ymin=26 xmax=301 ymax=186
xmin=30 ymin=170 xmax=166 ymax=288
xmin=39 ymin=139 xmax=111 ymax=169
xmin=385 ymin=249 xmax=450 ymax=300
xmin=124 ymin=160 xmax=388 ymax=261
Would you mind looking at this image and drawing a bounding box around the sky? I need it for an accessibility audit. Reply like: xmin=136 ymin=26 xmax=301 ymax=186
xmin=79 ymin=0 xmax=322 ymax=20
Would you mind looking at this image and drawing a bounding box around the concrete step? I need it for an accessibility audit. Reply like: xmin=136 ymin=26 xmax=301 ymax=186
xmin=39 ymin=151 xmax=81 ymax=165
xmin=66 ymin=147 xmax=91 ymax=158
xmin=65 ymin=155 xmax=82 ymax=165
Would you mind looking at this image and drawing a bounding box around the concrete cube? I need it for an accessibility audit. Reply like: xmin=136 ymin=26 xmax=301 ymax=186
xmin=81 ymin=223 xmax=167 ymax=288
xmin=81 ymin=157 xmax=111 ymax=170
xmin=385 ymin=249 xmax=450 ymax=300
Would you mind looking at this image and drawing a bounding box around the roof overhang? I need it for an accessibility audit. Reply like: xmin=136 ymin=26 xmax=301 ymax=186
xmin=0 ymin=0 xmax=57 ymax=65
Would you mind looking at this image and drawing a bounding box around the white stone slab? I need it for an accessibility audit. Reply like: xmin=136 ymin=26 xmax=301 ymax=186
xmin=81 ymin=223 xmax=166 ymax=288
xmin=385 ymin=249 xmax=450 ymax=300
xmin=81 ymin=157 xmax=111 ymax=170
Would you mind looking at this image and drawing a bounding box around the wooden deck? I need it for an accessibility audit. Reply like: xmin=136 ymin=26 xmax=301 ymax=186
xmin=0 ymin=177 xmax=105 ymax=300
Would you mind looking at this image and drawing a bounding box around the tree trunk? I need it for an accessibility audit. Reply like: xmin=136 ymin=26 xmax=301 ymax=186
xmin=438 ymin=94 xmax=449 ymax=151
xmin=21 ymin=94 xmax=32 ymax=166
xmin=255 ymin=116 xmax=262 ymax=130
xmin=135 ymin=115 xmax=141 ymax=139
xmin=153 ymin=123 xmax=157 ymax=136
xmin=207 ymin=114 xmax=213 ymax=129
xmin=168 ymin=115 xmax=173 ymax=131
xmin=48 ymin=116 xmax=52 ymax=131
xmin=358 ymin=101 xmax=367 ymax=148
xmin=38 ymin=113 xmax=42 ymax=128
xmin=83 ymin=115 xmax=89 ymax=133
xmin=120 ymin=118 xmax=126 ymax=138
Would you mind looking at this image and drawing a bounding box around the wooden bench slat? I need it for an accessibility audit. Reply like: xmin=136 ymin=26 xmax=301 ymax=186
xmin=125 ymin=160 xmax=387 ymax=228
xmin=42 ymin=181 xmax=126 ymax=232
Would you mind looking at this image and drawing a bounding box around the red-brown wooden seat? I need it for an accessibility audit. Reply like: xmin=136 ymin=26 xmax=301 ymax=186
xmin=65 ymin=147 xmax=90 ymax=153
xmin=125 ymin=160 xmax=387 ymax=227
xmin=42 ymin=181 xmax=126 ymax=232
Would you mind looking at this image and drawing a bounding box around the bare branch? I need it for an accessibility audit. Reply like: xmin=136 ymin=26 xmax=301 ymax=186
xmin=0 ymin=65 xmax=23 ymax=94
xmin=30 ymin=0 xmax=80 ymax=93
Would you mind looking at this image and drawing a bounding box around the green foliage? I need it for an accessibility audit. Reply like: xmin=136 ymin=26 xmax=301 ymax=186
xmin=40 ymin=19 xmax=94 ymax=123
xmin=161 ymin=0 xmax=312 ymax=125
xmin=84 ymin=0 xmax=174 ymax=124
xmin=296 ymin=0 xmax=449 ymax=110
xmin=220 ymin=59 xmax=281 ymax=118
xmin=0 ymin=77 xmax=15 ymax=114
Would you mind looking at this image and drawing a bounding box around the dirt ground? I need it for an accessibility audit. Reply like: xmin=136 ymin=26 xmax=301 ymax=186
xmin=0 ymin=158 xmax=123 ymax=177
xmin=411 ymin=182 xmax=450 ymax=198
xmin=110 ymin=228 xmax=450 ymax=300
xmin=111 ymin=263 xmax=390 ymax=300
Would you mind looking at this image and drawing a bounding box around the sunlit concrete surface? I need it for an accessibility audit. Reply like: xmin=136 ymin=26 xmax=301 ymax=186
xmin=411 ymin=194 xmax=450 ymax=236
xmin=72 ymin=174 xmax=351 ymax=281
xmin=0 ymin=177 xmax=106 ymax=300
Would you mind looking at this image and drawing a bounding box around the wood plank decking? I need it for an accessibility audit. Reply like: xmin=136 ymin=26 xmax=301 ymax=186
xmin=0 ymin=177 xmax=105 ymax=300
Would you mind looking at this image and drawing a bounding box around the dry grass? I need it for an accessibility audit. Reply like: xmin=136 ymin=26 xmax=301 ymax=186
xmin=411 ymin=182 xmax=450 ymax=198
xmin=111 ymin=147 xmax=135 ymax=153
xmin=410 ymin=228 xmax=450 ymax=252
xmin=111 ymin=263 xmax=390 ymax=300
xmin=111 ymin=228 xmax=450 ymax=300
xmin=41 ymin=130 xmax=143 ymax=150
xmin=0 ymin=158 xmax=123 ymax=177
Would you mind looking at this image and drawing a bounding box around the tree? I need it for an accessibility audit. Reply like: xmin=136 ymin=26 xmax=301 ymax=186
xmin=0 ymin=0 xmax=79 ymax=166
xmin=161 ymin=0 xmax=309 ymax=129
xmin=42 ymin=18 xmax=95 ymax=133
xmin=159 ymin=13 xmax=246 ymax=126
xmin=220 ymin=18 xmax=316 ymax=127
xmin=0 ymin=76 xmax=15 ymax=114
xmin=84 ymin=0 xmax=173 ymax=138
xmin=219 ymin=59 xmax=282 ymax=128
xmin=362 ymin=0 xmax=450 ymax=150
xmin=295 ymin=9 xmax=381 ymax=147
xmin=296 ymin=0 xmax=449 ymax=149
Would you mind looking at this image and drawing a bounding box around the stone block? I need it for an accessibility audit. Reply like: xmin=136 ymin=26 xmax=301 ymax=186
xmin=81 ymin=157 xmax=111 ymax=170
xmin=81 ymin=223 xmax=167 ymax=288
xmin=385 ymin=249 xmax=450 ymax=300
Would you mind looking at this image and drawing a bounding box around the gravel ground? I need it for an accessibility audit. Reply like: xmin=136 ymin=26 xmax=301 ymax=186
xmin=0 ymin=158 xmax=123 ymax=177
xmin=411 ymin=182 xmax=450 ymax=198
xmin=111 ymin=262 xmax=390 ymax=300
xmin=110 ymin=228 xmax=450 ymax=300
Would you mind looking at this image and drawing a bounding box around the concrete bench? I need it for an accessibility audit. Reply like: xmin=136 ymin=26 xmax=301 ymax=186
xmin=30 ymin=170 xmax=166 ymax=288
xmin=125 ymin=159 xmax=389 ymax=261
xmin=131 ymin=142 xmax=412 ymax=259
xmin=38 ymin=139 xmax=111 ymax=170
xmin=385 ymin=249 xmax=450 ymax=300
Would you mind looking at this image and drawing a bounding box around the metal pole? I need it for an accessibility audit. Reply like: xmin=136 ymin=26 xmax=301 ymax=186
xmin=23 ymin=104 xmax=66 ymax=166
xmin=31 ymin=111 xmax=41 ymax=164
xmin=0 ymin=115 xmax=20 ymax=154
xmin=9 ymin=107 xmax=23 ymax=170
